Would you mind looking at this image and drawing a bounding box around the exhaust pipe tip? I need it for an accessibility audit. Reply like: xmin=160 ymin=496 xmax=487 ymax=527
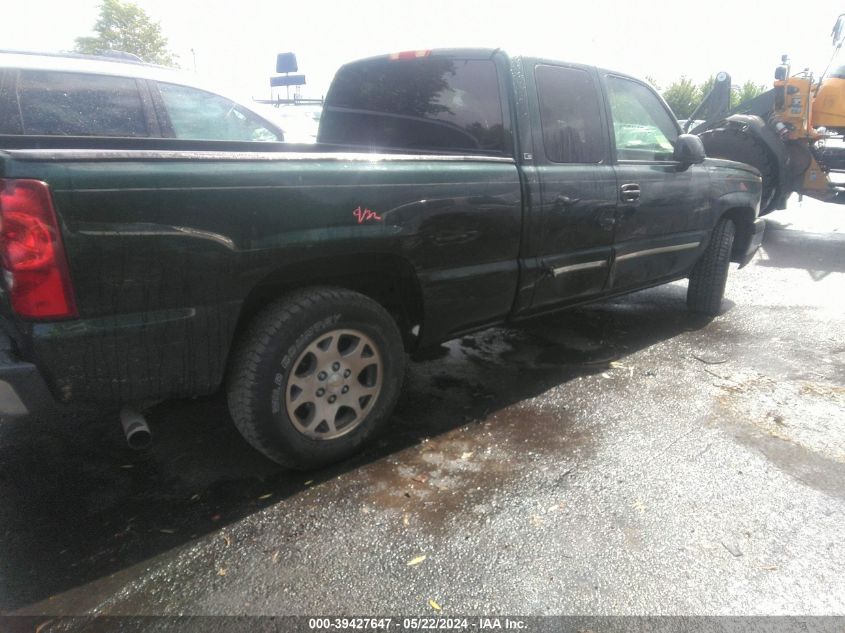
xmin=120 ymin=407 xmax=152 ymax=450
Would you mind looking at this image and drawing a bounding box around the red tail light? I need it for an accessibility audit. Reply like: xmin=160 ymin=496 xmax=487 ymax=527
xmin=0 ymin=179 xmax=78 ymax=320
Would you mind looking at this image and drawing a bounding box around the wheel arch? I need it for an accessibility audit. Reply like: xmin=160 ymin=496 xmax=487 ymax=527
xmin=719 ymin=206 xmax=758 ymax=265
xmin=233 ymin=253 xmax=425 ymax=354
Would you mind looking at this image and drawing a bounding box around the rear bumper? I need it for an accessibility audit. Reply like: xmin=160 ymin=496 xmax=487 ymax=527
xmin=737 ymin=217 xmax=766 ymax=268
xmin=0 ymin=338 xmax=56 ymax=419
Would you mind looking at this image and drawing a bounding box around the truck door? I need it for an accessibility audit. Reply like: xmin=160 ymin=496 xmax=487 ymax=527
xmin=525 ymin=63 xmax=618 ymax=313
xmin=602 ymin=74 xmax=711 ymax=291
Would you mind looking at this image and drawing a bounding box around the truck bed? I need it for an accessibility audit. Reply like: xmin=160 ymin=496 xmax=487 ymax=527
xmin=0 ymin=145 xmax=522 ymax=405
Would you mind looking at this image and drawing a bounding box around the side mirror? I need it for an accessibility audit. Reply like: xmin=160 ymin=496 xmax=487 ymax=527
xmin=674 ymin=134 xmax=706 ymax=166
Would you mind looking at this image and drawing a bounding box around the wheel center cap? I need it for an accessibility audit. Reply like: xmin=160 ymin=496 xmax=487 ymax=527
xmin=326 ymin=371 xmax=344 ymax=393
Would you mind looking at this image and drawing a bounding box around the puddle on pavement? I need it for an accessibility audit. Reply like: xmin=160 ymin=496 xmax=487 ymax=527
xmin=350 ymin=404 xmax=594 ymax=533
xmin=711 ymin=372 xmax=845 ymax=500
xmin=734 ymin=424 xmax=845 ymax=501
xmin=335 ymin=293 xmax=713 ymax=533
xmin=0 ymin=285 xmax=707 ymax=609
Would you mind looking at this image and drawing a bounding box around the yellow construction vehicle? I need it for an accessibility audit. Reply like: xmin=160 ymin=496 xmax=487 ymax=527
xmin=687 ymin=13 xmax=845 ymax=214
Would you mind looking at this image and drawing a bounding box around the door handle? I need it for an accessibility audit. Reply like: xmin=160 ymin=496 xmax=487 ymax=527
xmin=620 ymin=183 xmax=640 ymax=203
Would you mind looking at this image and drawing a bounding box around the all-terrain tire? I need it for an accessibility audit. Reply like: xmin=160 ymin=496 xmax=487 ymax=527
xmin=699 ymin=125 xmax=778 ymax=214
xmin=687 ymin=219 xmax=736 ymax=316
xmin=227 ymin=287 xmax=405 ymax=469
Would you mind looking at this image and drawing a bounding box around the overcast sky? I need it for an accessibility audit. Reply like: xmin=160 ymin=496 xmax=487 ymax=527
xmin=2 ymin=0 xmax=842 ymax=102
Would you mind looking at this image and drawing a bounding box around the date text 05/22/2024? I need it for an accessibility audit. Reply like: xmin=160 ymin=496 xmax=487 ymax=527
xmin=307 ymin=617 xmax=527 ymax=630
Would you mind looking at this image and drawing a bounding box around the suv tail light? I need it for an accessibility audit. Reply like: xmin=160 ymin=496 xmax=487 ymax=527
xmin=0 ymin=179 xmax=78 ymax=320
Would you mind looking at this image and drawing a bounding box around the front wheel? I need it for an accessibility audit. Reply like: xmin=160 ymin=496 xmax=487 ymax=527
xmin=687 ymin=219 xmax=736 ymax=316
xmin=227 ymin=287 xmax=405 ymax=469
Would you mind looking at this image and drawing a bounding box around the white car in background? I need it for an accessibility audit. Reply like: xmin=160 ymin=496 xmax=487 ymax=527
xmin=256 ymin=103 xmax=322 ymax=143
xmin=0 ymin=50 xmax=285 ymax=143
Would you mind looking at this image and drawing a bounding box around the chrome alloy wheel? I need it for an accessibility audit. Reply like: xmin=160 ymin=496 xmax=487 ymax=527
xmin=285 ymin=328 xmax=383 ymax=440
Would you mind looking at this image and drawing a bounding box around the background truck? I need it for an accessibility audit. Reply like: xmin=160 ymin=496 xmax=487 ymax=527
xmin=688 ymin=13 xmax=845 ymax=214
xmin=0 ymin=48 xmax=763 ymax=468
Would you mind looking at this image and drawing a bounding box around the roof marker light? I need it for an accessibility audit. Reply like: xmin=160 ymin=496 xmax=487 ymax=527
xmin=389 ymin=50 xmax=432 ymax=61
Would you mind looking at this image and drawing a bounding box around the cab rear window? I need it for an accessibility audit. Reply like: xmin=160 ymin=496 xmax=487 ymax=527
xmin=318 ymin=58 xmax=507 ymax=154
xmin=15 ymin=70 xmax=149 ymax=137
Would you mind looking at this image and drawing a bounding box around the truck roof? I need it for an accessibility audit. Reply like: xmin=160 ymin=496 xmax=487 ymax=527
xmin=335 ymin=47 xmax=644 ymax=84
xmin=344 ymin=48 xmax=504 ymax=64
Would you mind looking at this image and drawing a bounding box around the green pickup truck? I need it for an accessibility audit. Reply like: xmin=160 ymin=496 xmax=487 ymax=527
xmin=0 ymin=48 xmax=764 ymax=468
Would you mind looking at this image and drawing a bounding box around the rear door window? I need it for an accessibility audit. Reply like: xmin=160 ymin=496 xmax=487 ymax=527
xmin=156 ymin=82 xmax=282 ymax=142
xmin=535 ymin=65 xmax=605 ymax=163
xmin=319 ymin=57 xmax=506 ymax=154
xmin=17 ymin=70 xmax=150 ymax=137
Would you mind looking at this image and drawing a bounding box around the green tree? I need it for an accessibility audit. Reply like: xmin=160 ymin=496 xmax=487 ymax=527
xmin=659 ymin=75 xmax=769 ymax=120
xmin=698 ymin=75 xmax=716 ymax=102
xmin=74 ymin=0 xmax=175 ymax=66
xmin=732 ymin=80 xmax=767 ymax=108
xmin=662 ymin=76 xmax=699 ymax=118
xmin=697 ymin=76 xmax=766 ymax=108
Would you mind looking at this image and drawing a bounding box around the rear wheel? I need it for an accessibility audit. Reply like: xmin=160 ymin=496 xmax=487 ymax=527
xmin=699 ymin=125 xmax=778 ymax=214
xmin=687 ymin=218 xmax=735 ymax=316
xmin=227 ymin=287 xmax=405 ymax=469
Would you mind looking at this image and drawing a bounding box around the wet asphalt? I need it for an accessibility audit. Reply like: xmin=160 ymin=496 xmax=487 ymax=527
xmin=0 ymin=198 xmax=843 ymax=617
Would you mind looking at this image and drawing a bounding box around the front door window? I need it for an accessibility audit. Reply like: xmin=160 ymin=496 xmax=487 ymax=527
xmin=606 ymin=76 xmax=678 ymax=162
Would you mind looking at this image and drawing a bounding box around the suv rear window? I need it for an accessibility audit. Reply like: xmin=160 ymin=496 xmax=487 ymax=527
xmin=157 ymin=82 xmax=281 ymax=142
xmin=318 ymin=58 xmax=506 ymax=154
xmin=16 ymin=70 xmax=149 ymax=137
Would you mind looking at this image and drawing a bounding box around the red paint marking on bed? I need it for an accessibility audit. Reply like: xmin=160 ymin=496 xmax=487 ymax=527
xmin=353 ymin=206 xmax=383 ymax=224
